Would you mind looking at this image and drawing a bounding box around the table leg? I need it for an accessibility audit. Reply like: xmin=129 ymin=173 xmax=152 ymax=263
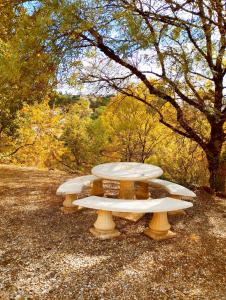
xmin=144 ymin=212 xmax=176 ymax=240
xmin=92 ymin=179 xmax=104 ymax=196
xmin=119 ymin=180 xmax=135 ymax=199
xmin=113 ymin=180 xmax=145 ymax=222
xmin=90 ymin=210 xmax=121 ymax=239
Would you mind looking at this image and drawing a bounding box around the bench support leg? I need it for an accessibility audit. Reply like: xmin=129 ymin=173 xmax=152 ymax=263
xmin=168 ymin=195 xmax=186 ymax=216
xmin=90 ymin=210 xmax=121 ymax=239
xmin=61 ymin=194 xmax=82 ymax=213
xmin=144 ymin=212 xmax=176 ymax=240
xmin=92 ymin=179 xmax=104 ymax=196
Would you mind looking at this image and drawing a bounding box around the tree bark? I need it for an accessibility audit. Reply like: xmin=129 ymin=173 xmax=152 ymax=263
xmin=217 ymin=160 xmax=226 ymax=193
xmin=205 ymin=121 xmax=225 ymax=191
xmin=207 ymin=156 xmax=226 ymax=193
xmin=207 ymin=152 xmax=221 ymax=191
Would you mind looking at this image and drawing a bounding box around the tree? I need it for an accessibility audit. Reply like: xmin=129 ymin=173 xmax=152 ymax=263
xmin=40 ymin=0 xmax=225 ymax=191
xmin=151 ymin=133 xmax=209 ymax=187
xmin=103 ymin=91 xmax=170 ymax=162
xmin=60 ymin=99 xmax=107 ymax=171
xmin=101 ymin=88 xmax=209 ymax=187
xmin=0 ymin=1 xmax=58 ymax=140
xmin=0 ymin=99 xmax=66 ymax=168
xmin=0 ymin=97 xmax=108 ymax=172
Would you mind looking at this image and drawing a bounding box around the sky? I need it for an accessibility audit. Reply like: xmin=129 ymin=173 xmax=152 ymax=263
xmin=22 ymin=1 xmax=40 ymax=14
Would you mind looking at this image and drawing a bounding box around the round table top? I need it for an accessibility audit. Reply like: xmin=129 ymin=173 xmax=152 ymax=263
xmin=91 ymin=162 xmax=163 ymax=181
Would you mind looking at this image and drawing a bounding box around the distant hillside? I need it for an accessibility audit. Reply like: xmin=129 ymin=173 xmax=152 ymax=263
xmin=49 ymin=92 xmax=113 ymax=110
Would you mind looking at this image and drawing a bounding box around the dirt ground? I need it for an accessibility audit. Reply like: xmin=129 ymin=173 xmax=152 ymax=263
xmin=0 ymin=164 xmax=226 ymax=300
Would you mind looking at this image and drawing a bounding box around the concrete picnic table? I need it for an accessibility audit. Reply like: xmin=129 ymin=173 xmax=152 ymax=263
xmin=57 ymin=162 xmax=194 ymax=240
xmin=91 ymin=162 xmax=163 ymax=221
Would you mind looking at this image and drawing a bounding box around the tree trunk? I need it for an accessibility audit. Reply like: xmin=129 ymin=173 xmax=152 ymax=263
xmin=206 ymin=152 xmax=221 ymax=191
xmin=205 ymin=121 xmax=225 ymax=192
xmin=217 ymin=160 xmax=226 ymax=193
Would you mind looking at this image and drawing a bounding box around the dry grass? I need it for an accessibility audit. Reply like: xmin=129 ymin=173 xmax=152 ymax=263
xmin=0 ymin=164 xmax=226 ymax=300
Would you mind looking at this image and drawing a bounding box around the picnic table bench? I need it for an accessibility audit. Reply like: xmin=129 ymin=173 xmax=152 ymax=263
xmin=74 ymin=196 xmax=193 ymax=240
xmin=145 ymin=178 xmax=196 ymax=215
xmin=146 ymin=178 xmax=196 ymax=199
xmin=56 ymin=175 xmax=103 ymax=212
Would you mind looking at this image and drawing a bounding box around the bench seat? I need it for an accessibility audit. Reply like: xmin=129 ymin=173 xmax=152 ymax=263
xmin=73 ymin=196 xmax=193 ymax=240
xmin=56 ymin=175 xmax=103 ymax=212
xmin=74 ymin=196 xmax=193 ymax=212
xmin=146 ymin=179 xmax=196 ymax=198
xmin=56 ymin=175 xmax=98 ymax=195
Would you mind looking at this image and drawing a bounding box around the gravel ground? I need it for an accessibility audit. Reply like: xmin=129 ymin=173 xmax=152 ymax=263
xmin=0 ymin=164 xmax=226 ymax=300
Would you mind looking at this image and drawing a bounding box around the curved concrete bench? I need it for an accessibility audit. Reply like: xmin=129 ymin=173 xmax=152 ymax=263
xmin=146 ymin=179 xmax=196 ymax=198
xmin=73 ymin=196 xmax=193 ymax=240
xmin=141 ymin=179 xmax=196 ymax=216
xmin=136 ymin=179 xmax=196 ymax=200
xmin=56 ymin=175 xmax=103 ymax=212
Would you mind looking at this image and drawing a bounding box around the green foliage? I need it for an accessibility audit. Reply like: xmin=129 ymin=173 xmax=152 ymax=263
xmin=49 ymin=92 xmax=81 ymax=108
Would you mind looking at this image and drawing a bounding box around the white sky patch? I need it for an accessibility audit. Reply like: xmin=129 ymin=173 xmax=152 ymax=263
xmin=57 ymin=48 xmax=162 ymax=95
